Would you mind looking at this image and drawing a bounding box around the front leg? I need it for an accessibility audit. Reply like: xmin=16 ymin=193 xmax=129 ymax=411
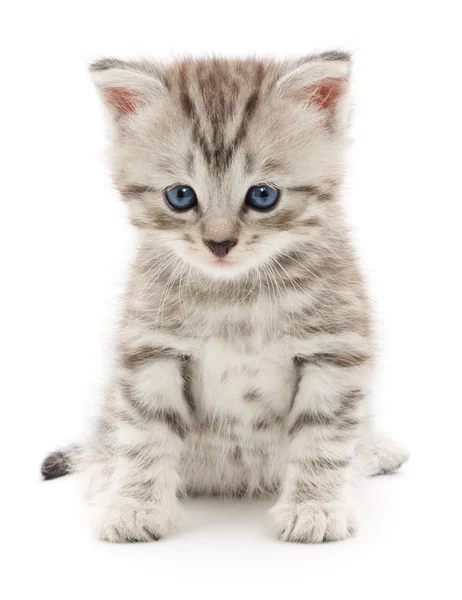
xmin=270 ymin=336 xmax=372 ymax=543
xmin=94 ymin=341 xmax=194 ymax=543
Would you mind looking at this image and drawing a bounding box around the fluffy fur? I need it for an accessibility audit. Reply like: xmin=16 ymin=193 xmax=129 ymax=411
xmin=42 ymin=53 xmax=408 ymax=543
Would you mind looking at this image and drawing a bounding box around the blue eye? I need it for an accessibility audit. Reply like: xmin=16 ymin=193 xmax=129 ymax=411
xmin=165 ymin=185 xmax=198 ymax=211
xmin=245 ymin=185 xmax=280 ymax=211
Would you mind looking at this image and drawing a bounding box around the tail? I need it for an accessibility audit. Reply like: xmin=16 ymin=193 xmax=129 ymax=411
xmin=41 ymin=444 xmax=84 ymax=480
xmin=41 ymin=435 xmax=409 ymax=481
xmin=359 ymin=432 xmax=410 ymax=477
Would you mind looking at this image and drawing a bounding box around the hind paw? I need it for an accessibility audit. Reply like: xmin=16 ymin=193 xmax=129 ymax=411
xmin=365 ymin=433 xmax=410 ymax=476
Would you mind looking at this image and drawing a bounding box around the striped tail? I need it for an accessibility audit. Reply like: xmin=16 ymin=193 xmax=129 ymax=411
xmin=41 ymin=444 xmax=83 ymax=480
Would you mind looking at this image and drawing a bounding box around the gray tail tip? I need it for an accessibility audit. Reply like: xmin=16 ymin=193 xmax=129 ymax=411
xmin=41 ymin=450 xmax=72 ymax=480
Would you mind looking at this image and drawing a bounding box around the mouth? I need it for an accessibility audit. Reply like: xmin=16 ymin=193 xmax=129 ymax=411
xmin=213 ymin=257 xmax=233 ymax=267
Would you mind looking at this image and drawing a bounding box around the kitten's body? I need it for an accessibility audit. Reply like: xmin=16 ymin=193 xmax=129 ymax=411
xmin=42 ymin=54 xmax=408 ymax=543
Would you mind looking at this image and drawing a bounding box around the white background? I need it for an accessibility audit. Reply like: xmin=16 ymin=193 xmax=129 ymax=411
xmin=2 ymin=1 xmax=461 ymax=598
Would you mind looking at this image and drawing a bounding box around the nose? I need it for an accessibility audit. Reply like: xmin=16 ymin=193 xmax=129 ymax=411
xmin=204 ymin=239 xmax=238 ymax=258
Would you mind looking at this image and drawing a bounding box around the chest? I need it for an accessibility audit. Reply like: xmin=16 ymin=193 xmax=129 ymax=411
xmin=189 ymin=334 xmax=298 ymax=425
xmin=182 ymin=334 xmax=296 ymax=496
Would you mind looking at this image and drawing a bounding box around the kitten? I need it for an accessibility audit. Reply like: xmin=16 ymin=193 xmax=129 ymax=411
xmin=41 ymin=52 xmax=409 ymax=543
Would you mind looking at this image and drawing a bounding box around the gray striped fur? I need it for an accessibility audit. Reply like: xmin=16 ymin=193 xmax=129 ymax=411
xmin=42 ymin=53 xmax=408 ymax=544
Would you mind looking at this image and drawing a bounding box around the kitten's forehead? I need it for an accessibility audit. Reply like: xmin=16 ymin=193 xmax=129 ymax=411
xmin=163 ymin=58 xmax=278 ymax=175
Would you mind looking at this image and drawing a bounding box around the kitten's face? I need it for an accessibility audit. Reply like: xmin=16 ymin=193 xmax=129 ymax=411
xmin=92 ymin=55 xmax=351 ymax=280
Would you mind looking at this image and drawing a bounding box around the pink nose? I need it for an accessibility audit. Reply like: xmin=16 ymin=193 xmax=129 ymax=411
xmin=204 ymin=239 xmax=238 ymax=257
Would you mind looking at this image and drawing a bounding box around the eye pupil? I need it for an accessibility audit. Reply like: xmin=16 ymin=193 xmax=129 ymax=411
xmin=245 ymin=185 xmax=279 ymax=210
xmin=165 ymin=185 xmax=197 ymax=210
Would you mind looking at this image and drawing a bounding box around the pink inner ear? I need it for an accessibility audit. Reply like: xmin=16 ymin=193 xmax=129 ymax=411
xmin=102 ymin=87 xmax=142 ymax=113
xmin=300 ymin=77 xmax=346 ymax=110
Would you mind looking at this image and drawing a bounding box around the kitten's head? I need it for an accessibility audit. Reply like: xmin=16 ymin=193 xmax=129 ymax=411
xmin=91 ymin=53 xmax=351 ymax=280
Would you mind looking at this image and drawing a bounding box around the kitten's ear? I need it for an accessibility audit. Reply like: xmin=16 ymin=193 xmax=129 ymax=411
xmin=90 ymin=58 xmax=166 ymax=117
xmin=277 ymin=51 xmax=352 ymax=129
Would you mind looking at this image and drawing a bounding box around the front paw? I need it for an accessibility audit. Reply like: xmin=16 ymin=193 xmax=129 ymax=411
xmin=269 ymin=501 xmax=356 ymax=543
xmin=96 ymin=498 xmax=178 ymax=543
